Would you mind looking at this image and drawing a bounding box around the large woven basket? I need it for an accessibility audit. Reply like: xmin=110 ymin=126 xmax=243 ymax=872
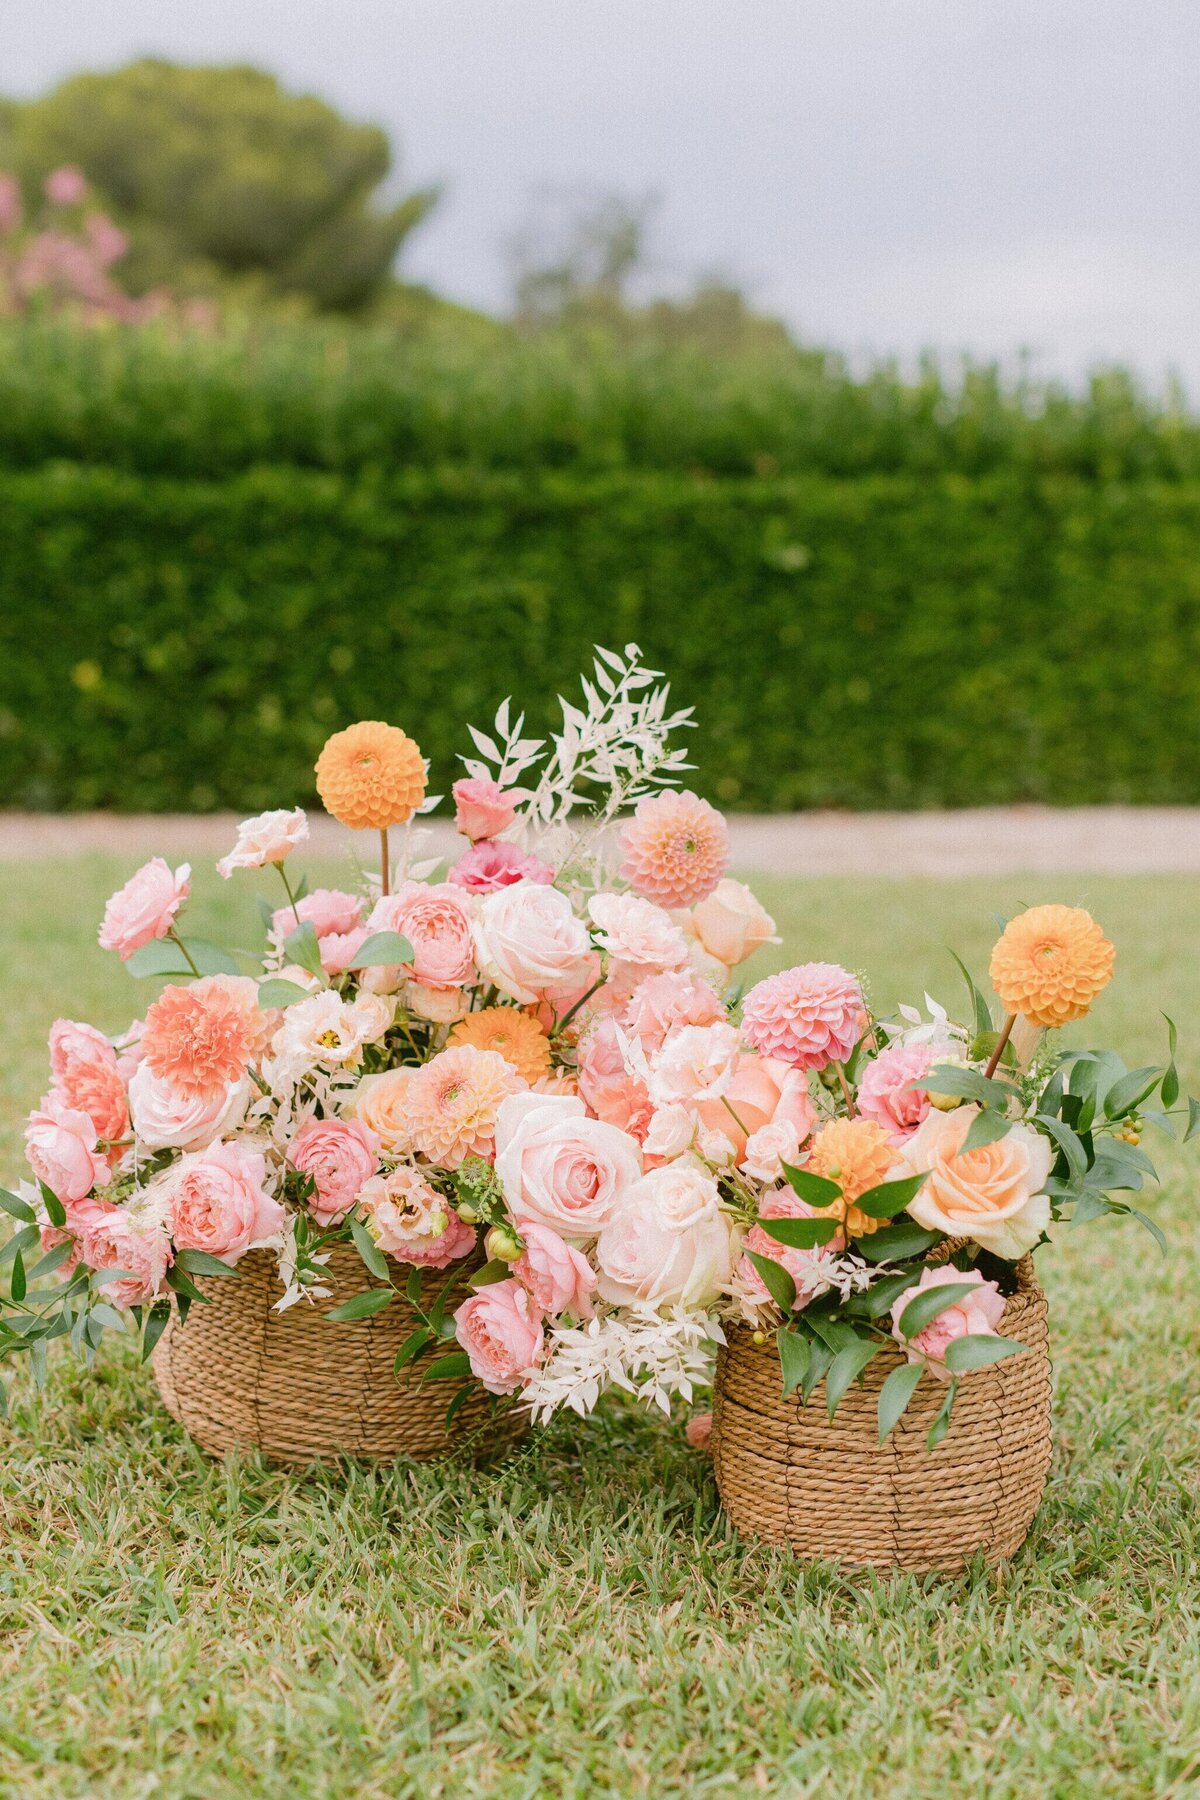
xmin=711 ymin=1256 xmax=1052 ymax=1573
xmin=152 ymin=1243 xmax=524 ymax=1465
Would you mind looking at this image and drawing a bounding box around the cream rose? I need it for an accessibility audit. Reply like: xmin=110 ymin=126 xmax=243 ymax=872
xmin=898 ymin=1105 xmax=1053 ymax=1259
xmin=494 ymin=1092 xmax=642 ymax=1239
xmin=595 ymin=1161 xmax=734 ymax=1307
xmin=474 ymin=882 xmax=594 ymax=1004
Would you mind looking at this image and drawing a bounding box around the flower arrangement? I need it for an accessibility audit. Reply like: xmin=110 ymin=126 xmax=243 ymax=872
xmin=1 ymin=645 xmax=1192 ymax=1457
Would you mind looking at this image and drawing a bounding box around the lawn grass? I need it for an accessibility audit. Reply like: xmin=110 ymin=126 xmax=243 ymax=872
xmin=1 ymin=856 xmax=1198 ymax=1798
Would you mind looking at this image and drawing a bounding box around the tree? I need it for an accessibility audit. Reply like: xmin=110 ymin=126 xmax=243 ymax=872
xmin=5 ymin=61 xmax=439 ymax=311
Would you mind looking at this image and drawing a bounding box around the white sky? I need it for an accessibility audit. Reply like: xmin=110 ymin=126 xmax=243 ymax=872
xmin=5 ymin=0 xmax=1197 ymax=389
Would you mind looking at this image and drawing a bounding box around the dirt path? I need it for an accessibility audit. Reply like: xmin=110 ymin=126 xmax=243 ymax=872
xmin=0 ymin=806 xmax=1196 ymax=876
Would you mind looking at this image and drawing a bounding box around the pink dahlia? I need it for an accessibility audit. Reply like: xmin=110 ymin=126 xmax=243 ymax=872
xmin=618 ymin=790 xmax=730 ymax=909
xmin=397 ymin=1045 xmax=524 ymax=1169
xmin=740 ymin=963 xmax=864 ymax=1072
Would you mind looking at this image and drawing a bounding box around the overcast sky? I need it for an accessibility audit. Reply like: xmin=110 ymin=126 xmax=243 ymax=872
xmin=5 ymin=1 xmax=1196 ymax=389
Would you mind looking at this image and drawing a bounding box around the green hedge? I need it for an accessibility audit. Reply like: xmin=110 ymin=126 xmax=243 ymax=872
xmin=4 ymin=460 xmax=1200 ymax=811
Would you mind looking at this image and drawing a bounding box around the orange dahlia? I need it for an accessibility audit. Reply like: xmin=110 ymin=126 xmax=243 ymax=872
xmin=806 ymin=1116 xmax=897 ymax=1237
xmin=989 ymin=904 xmax=1115 ymax=1028
xmin=447 ymin=1007 xmax=552 ymax=1084
xmin=314 ymin=721 xmax=427 ymax=832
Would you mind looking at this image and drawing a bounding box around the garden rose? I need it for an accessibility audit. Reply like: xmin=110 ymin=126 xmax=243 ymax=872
xmin=856 ymin=1041 xmax=936 ymax=1144
xmin=128 ymin=1064 xmax=250 ymax=1152
xmin=24 ymin=1098 xmax=109 ymax=1208
xmin=587 ymin=892 xmax=689 ymax=979
xmin=737 ymin=1184 xmax=843 ymax=1313
xmin=217 ymin=807 xmax=308 ymax=878
xmin=898 ymin=1105 xmax=1053 ymax=1259
xmin=449 ymin=841 xmax=555 ymax=893
xmin=350 ymin=1068 xmax=415 ymax=1152
xmin=48 ymin=1019 xmax=128 ymax=1148
xmin=671 ymin=1047 xmax=815 ymax=1164
xmin=474 ymin=882 xmax=594 ymax=1004
xmin=368 ymin=881 xmax=476 ymax=991
xmin=513 ymin=1221 xmax=597 ymax=1319
xmin=689 ymin=879 xmax=777 ymax=967
xmin=357 ymin=1167 xmax=476 ymax=1267
xmin=647 ymin=1022 xmax=740 ymax=1109
xmin=79 ymin=1205 xmax=171 ymax=1309
xmin=494 ymin=1092 xmax=642 ymax=1239
xmin=452 ymin=776 xmax=518 ymax=842
xmin=271 ymin=888 xmax=363 ymax=940
xmin=159 ymin=1141 xmax=285 ymax=1265
xmin=319 ymin=927 xmax=370 ymax=976
xmin=48 ymin=1019 xmax=116 ymax=1084
xmin=289 ymin=1116 xmax=380 ymax=1226
xmin=620 ymin=970 xmax=724 ymax=1054
xmin=98 ymin=858 xmax=190 ymax=960
xmin=595 ymin=1160 xmax=734 ymax=1307
xmin=890 ymin=1265 xmax=1006 ymax=1379
xmin=454 ymin=1278 xmax=545 ymax=1395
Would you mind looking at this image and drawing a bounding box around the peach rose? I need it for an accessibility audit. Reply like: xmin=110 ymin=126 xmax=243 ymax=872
xmin=217 ymin=807 xmax=308 ymax=878
xmin=689 ymin=879 xmax=777 ymax=967
xmin=494 ymin=1092 xmax=643 ymax=1240
xmin=357 ymin=1167 xmax=476 ymax=1267
xmin=474 ymin=882 xmax=594 ymax=1005
xmin=350 ymin=1068 xmax=415 ymax=1153
xmin=158 ymin=1142 xmax=285 ymax=1266
xmin=898 ymin=1105 xmax=1053 ymax=1260
xmin=890 ymin=1265 xmax=1006 ymax=1379
xmin=290 ymin=1116 xmax=380 ymax=1226
xmin=98 ymin=858 xmax=191 ymax=960
xmin=595 ymin=1160 xmax=734 ymax=1307
xmin=369 ymin=881 xmax=476 ymax=992
xmin=454 ymin=1278 xmax=545 ymax=1395
xmin=452 ymin=776 xmax=518 ymax=842
xmin=128 ymin=1065 xmax=250 ymax=1152
xmin=79 ymin=1206 xmax=171 ymax=1309
xmin=513 ymin=1221 xmax=597 ymax=1319
xmin=670 ymin=1047 xmax=815 ymax=1165
xmin=25 ymin=1097 xmax=109 ymax=1208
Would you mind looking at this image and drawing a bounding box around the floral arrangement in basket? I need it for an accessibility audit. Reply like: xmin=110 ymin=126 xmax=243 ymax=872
xmin=1 ymin=644 xmax=1193 ymax=1448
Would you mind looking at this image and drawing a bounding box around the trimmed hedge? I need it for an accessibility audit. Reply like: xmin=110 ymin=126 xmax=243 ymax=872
xmin=4 ymin=460 xmax=1200 ymax=811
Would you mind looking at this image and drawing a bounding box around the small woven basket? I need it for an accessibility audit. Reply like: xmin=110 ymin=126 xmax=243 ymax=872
xmin=152 ymin=1244 xmax=524 ymax=1466
xmin=711 ymin=1256 xmax=1052 ymax=1573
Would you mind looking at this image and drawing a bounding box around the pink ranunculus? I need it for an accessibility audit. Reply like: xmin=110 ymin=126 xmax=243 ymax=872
xmin=474 ymin=882 xmax=594 ymax=1004
xmin=686 ymin=1411 xmax=713 ymax=1450
xmin=451 ymin=840 xmax=555 ymax=894
xmin=513 ymin=1221 xmax=597 ymax=1319
xmin=452 ymin=776 xmax=519 ymax=842
xmin=856 ymin=1041 xmax=936 ymax=1144
xmin=357 ymin=1167 xmax=476 ymax=1267
xmin=890 ymin=1265 xmax=1007 ymax=1380
xmin=368 ymin=881 xmax=476 ymax=991
xmin=128 ymin=1064 xmax=249 ymax=1153
xmin=216 ymin=807 xmax=308 ymax=878
xmin=689 ymin=879 xmax=777 ymax=967
xmin=25 ymin=1097 xmax=109 ymax=1209
xmin=576 ymin=1015 xmax=653 ymax=1141
xmin=587 ymin=892 xmax=689 ymax=980
xmin=595 ymin=1160 xmax=733 ymax=1307
xmin=271 ymin=888 xmax=364 ymax=941
xmin=48 ymin=1018 xmax=128 ymax=1148
xmin=738 ymin=1184 xmax=843 ymax=1312
xmin=289 ymin=1116 xmax=380 ymax=1226
xmin=320 ymin=927 xmax=370 ymax=977
xmin=98 ymin=858 xmax=191 ymax=960
xmin=159 ymin=1142 xmax=285 ymax=1266
xmin=620 ymin=970 xmax=725 ymax=1055
xmin=740 ymin=963 xmax=865 ymax=1072
xmin=44 ymin=165 xmax=88 ymax=207
xmin=494 ymin=1092 xmax=643 ymax=1240
xmin=453 ymin=1278 xmax=545 ymax=1395
xmin=78 ymin=1206 xmax=171 ymax=1309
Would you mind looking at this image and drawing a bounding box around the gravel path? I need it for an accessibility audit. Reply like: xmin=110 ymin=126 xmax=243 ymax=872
xmin=0 ymin=807 xmax=1197 ymax=875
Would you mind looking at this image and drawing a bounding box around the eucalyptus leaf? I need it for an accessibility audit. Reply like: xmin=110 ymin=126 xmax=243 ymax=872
xmin=39 ymin=1183 xmax=67 ymax=1229
xmin=0 ymin=1224 xmax=39 ymax=1266
xmin=877 ymin=1359 xmax=924 ymax=1443
xmin=1187 ymin=1097 xmax=1200 ymax=1143
xmin=1130 ymin=1208 xmax=1168 ymax=1255
xmin=141 ymin=1305 xmax=172 ymax=1364
xmin=800 ymin=1338 xmax=834 ymax=1405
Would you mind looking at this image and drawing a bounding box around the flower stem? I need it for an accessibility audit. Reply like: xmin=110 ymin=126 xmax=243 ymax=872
xmin=984 ymin=1014 xmax=1016 ymax=1081
xmin=275 ymin=862 xmax=303 ymax=931
xmin=380 ymin=828 xmax=390 ymax=897
xmin=167 ymin=927 xmax=201 ymax=978
xmin=833 ymin=1062 xmax=856 ymax=1116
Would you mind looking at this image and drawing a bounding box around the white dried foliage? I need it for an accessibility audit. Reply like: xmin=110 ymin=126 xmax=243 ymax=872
xmin=521 ymin=1305 xmax=725 ymax=1424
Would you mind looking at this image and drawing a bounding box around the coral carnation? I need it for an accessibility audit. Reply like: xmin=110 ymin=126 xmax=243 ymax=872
xmin=141 ymin=975 xmax=258 ymax=1102
xmin=397 ymin=1045 xmax=523 ymax=1169
xmin=989 ymin=903 xmax=1115 ymax=1028
xmin=618 ymin=790 xmax=730 ymax=909
xmin=447 ymin=1008 xmax=552 ymax=1084
xmin=741 ymin=962 xmax=864 ymax=1071
xmin=805 ymin=1116 xmax=898 ymax=1237
xmin=314 ymin=720 xmax=427 ymax=831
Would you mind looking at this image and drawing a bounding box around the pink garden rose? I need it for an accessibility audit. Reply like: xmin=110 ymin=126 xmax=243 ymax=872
xmin=856 ymin=1041 xmax=936 ymax=1144
xmin=319 ymin=927 xmax=370 ymax=977
xmin=576 ymin=1016 xmax=653 ymax=1142
xmin=25 ymin=1097 xmax=109 ymax=1208
xmin=454 ymin=1278 xmax=545 ymax=1395
xmin=494 ymin=1092 xmax=643 ymax=1239
xmin=620 ymin=971 xmax=724 ymax=1054
xmin=740 ymin=962 xmax=864 ymax=1072
xmin=159 ymin=1142 xmax=285 ymax=1266
xmin=289 ymin=1116 xmax=380 ymax=1226
xmin=98 ymin=858 xmax=191 ymax=960
xmin=216 ymin=807 xmax=308 ymax=878
xmin=47 ymin=1018 xmax=128 ymax=1149
xmin=369 ymin=881 xmax=476 ymax=992
xmin=48 ymin=1019 xmax=116 ymax=1084
xmin=271 ymin=888 xmax=364 ymax=941
xmin=595 ymin=1160 xmax=733 ymax=1307
xmin=78 ymin=1205 xmax=171 ymax=1309
xmin=890 ymin=1265 xmax=1006 ymax=1379
xmin=587 ymin=892 xmax=689 ymax=981
xmin=128 ymin=1065 xmax=249 ymax=1153
xmin=474 ymin=882 xmax=594 ymax=1005
xmin=357 ymin=1167 xmax=476 ymax=1268
xmin=738 ymin=1184 xmax=843 ymax=1313
xmin=449 ymin=840 xmax=555 ymax=893
xmin=650 ymin=1031 xmax=815 ymax=1166
xmin=689 ymin=879 xmax=777 ymax=967
xmin=452 ymin=776 xmax=518 ymax=842
xmin=513 ymin=1221 xmax=597 ymax=1319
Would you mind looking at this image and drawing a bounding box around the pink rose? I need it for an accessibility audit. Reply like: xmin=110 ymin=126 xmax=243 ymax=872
xmin=474 ymin=882 xmax=594 ymax=1004
xmin=290 ymin=1116 xmax=380 ymax=1226
xmin=217 ymin=807 xmax=308 ymax=878
xmin=890 ymin=1265 xmax=1007 ymax=1379
xmin=48 ymin=1019 xmax=128 ymax=1148
xmin=690 ymin=879 xmax=777 ymax=967
xmin=159 ymin=1142 xmax=285 ymax=1266
xmin=576 ymin=1016 xmax=653 ymax=1141
xmin=320 ymin=927 xmax=370 ymax=976
xmin=450 ymin=840 xmax=555 ymax=893
xmin=98 ymin=858 xmax=191 ymax=960
xmin=648 ymin=1022 xmax=741 ymax=1109
xmin=271 ymin=888 xmax=364 ymax=941
xmin=114 ymin=1019 xmax=146 ymax=1082
xmin=452 ymin=776 xmax=518 ymax=842
xmin=453 ymin=1278 xmax=545 ymax=1395
xmin=739 ymin=1185 xmax=843 ymax=1312
xmin=587 ymin=892 xmax=689 ymax=980
xmin=595 ymin=1161 xmax=733 ymax=1307
xmin=621 ymin=971 xmax=725 ymax=1054
xmin=79 ymin=1206 xmax=171 ymax=1309
xmin=357 ymin=1167 xmax=476 ymax=1267
xmin=513 ymin=1221 xmax=597 ymax=1319
xmin=128 ymin=1065 xmax=249 ymax=1153
xmin=856 ymin=1041 xmax=936 ymax=1144
xmin=368 ymin=882 xmax=475 ymax=991
xmin=25 ymin=1097 xmax=109 ymax=1209
xmin=49 ymin=1019 xmax=116 ymax=1084
xmin=494 ymin=1092 xmax=643 ymax=1239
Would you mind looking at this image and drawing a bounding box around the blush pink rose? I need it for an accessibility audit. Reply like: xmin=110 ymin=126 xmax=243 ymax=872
xmin=320 ymin=927 xmax=370 ymax=976
xmin=739 ymin=1184 xmax=844 ymax=1312
xmin=451 ymin=840 xmax=555 ymax=894
xmin=48 ymin=1019 xmax=115 ymax=1084
xmin=856 ymin=1041 xmax=936 ymax=1144
xmin=513 ymin=1221 xmax=597 ymax=1319
xmin=357 ymin=1167 xmax=476 ymax=1268
xmin=452 ymin=776 xmax=519 ymax=842
xmin=595 ymin=1161 xmax=733 ymax=1307
xmin=98 ymin=858 xmax=191 ymax=960
xmin=290 ymin=1116 xmax=380 ymax=1226
xmin=474 ymin=882 xmax=594 ymax=1004
xmin=271 ymin=888 xmax=364 ymax=941
xmin=160 ymin=1142 xmax=285 ymax=1266
xmin=453 ymin=1278 xmax=545 ymax=1395
xmin=368 ymin=882 xmax=476 ymax=991
xmin=25 ymin=1097 xmax=109 ymax=1208
xmin=79 ymin=1206 xmax=171 ymax=1309
xmin=576 ymin=1016 xmax=653 ymax=1142
xmin=128 ymin=1064 xmax=249 ymax=1152
xmin=217 ymin=807 xmax=308 ymax=878
xmin=890 ymin=1265 xmax=1007 ymax=1379
xmin=494 ymin=1092 xmax=643 ymax=1239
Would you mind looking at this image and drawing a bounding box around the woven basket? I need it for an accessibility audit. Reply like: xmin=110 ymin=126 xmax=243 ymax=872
xmin=152 ymin=1243 xmax=525 ymax=1465
xmin=711 ymin=1256 xmax=1052 ymax=1573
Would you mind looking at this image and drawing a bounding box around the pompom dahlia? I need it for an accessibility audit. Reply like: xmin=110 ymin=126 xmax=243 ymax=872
xmin=805 ymin=1116 xmax=897 ymax=1237
xmin=314 ymin=721 xmax=427 ymax=831
xmin=989 ymin=903 xmax=1115 ymax=1028
xmin=618 ymin=789 xmax=730 ymax=909
xmin=740 ymin=962 xmax=864 ymax=1071
xmin=397 ymin=1045 xmax=523 ymax=1169
xmin=448 ymin=1007 xmax=552 ymax=1084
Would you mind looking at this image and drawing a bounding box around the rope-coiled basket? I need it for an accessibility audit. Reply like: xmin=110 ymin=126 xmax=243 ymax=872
xmin=711 ymin=1255 xmax=1052 ymax=1573
xmin=152 ymin=1244 xmax=525 ymax=1465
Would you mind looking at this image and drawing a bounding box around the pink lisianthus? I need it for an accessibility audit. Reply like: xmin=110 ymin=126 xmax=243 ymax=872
xmin=454 ymin=1278 xmax=545 ymax=1395
xmin=890 ymin=1265 xmax=1006 ymax=1380
xmin=357 ymin=1167 xmax=476 ymax=1267
xmin=216 ymin=807 xmax=308 ymax=878
xmin=25 ymin=1097 xmax=109 ymax=1209
xmin=78 ymin=1206 xmax=171 ymax=1309
xmin=740 ymin=963 xmax=864 ymax=1072
xmin=271 ymin=888 xmax=364 ymax=941
xmin=368 ymin=881 xmax=476 ymax=991
xmin=856 ymin=1041 xmax=936 ymax=1144
xmin=576 ymin=1016 xmax=653 ymax=1142
xmin=494 ymin=1092 xmax=643 ymax=1240
xmin=47 ymin=1019 xmax=129 ymax=1150
xmin=474 ymin=882 xmax=594 ymax=1004
xmin=738 ymin=1184 xmax=844 ymax=1312
xmin=98 ymin=858 xmax=191 ymax=961
xmin=450 ymin=840 xmax=555 ymax=894
xmin=290 ymin=1116 xmax=380 ymax=1226
xmin=452 ymin=776 xmax=518 ymax=842
xmin=513 ymin=1221 xmax=597 ymax=1319
xmin=159 ymin=1142 xmax=285 ymax=1266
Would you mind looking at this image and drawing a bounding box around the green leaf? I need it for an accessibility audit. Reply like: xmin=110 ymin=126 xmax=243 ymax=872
xmin=800 ymin=1338 xmax=834 ymax=1405
xmin=351 ymin=930 xmax=414 ymax=969
xmin=961 ymin=1108 xmax=1013 ymax=1153
xmin=282 ymin=920 xmax=326 ymax=981
xmin=174 ymin=1248 xmax=242 ymax=1279
xmin=421 ymin=1352 xmax=472 ymax=1382
xmin=405 ymin=1265 xmax=424 ymax=1306
xmin=140 ymin=1305 xmax=171 ymax=1363
xmin=947 ymin=948 xmax=993 ymax=1037
xmin=325 ymin=1287 xmax=394 ymax=1322
xmin=897 ymin=1281 xmax=981 ymax=1342
xmin=469 ymin=1259 xmax=513 ymax=1289
xmin=27 ymin=1241 xmax=74 ymax=1283
xmin=10 ymin=1249 xmax=26 ymax=1302
xmin=1034 ymin=1113 xmax=1088 ymax=1184
xmin=877 ymin=1360 xmax=924 ymax=1442
xmin=0 ymin=1188 xmax=36 ymax=1224
xmin=0 ymin=1224 xmax=39 ymax=1266
xmin=776 ymin=1326 xmax=809 ymax=1399
xmin=126 ymin=937 xmax=241 ymax=978
xmin=1186 ymin=1097 xmax=1200 ymax=1143
xmin=857 ymin=1220 xmax=944 ymax=1262
xmin=1161 ymin=1015 xmax=1180 ymax=1109
xmin=942 ymin=1333 xmax=1030 ymax=1373
xmin=257 ymin=977 xmax=314 ymax=1009
xmin=350 ymin=1214 xmax=389 ymax=1281
xmin=927 ymin=1377 xmax=959 ymax=1449
xmin=39 ymin=1184 xmax=67 ymax=1229
xmin=851 ymin=1171 xmax=928 ymax=1222
xmin=919 ymin=1066 xmax=1017 ymax=1108
xmin=845 ymin=1266 xmax=925 ymax=1320
xmin=744 ymin=1249 xmax=796 ymax=1313
xmin=781 ymin=1163 xmax=843 ymax=1209
xmin=825 ymin=1337 xmax=880 ymax=1419
xmin=165 ymin=1266 xmax=208 ymax=1303
xmin=1068 ymin=1051 xmax=1127 ymax=1133
xmin=393 ymin=1326 xmax=433 ymax=1373
xmin=757 ymin=1214 xmax=840 ymax=1250
xmin=1104 ymin=1067 xmax=1163 ymax=1122
xmin=1130 ymin=1209 xmax=1168 ymax=1255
